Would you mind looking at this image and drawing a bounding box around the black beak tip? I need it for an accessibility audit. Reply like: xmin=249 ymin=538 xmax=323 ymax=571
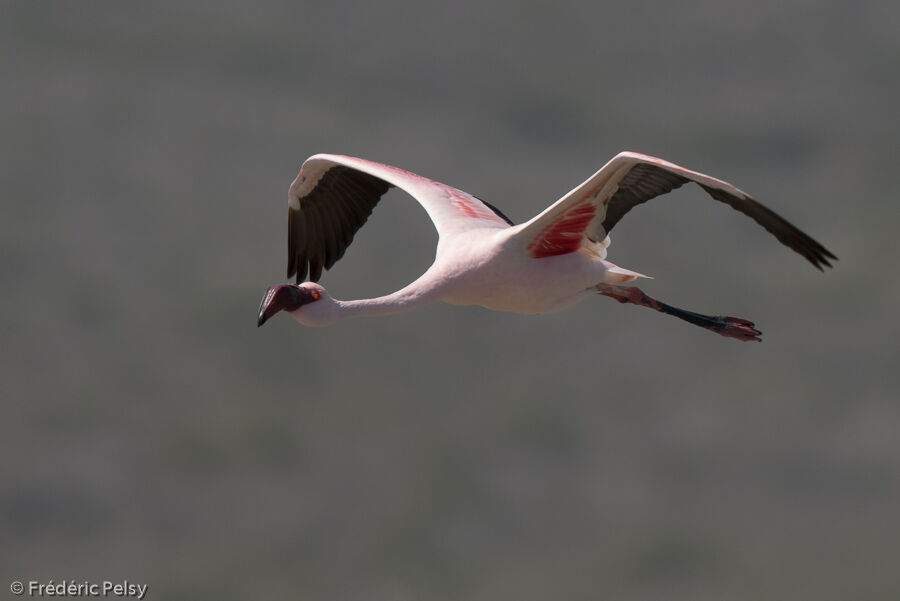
xmin=257 ymin=297 xmax=271 ymax=328
xmin=257 ymin=302 xmax=272 ymax=327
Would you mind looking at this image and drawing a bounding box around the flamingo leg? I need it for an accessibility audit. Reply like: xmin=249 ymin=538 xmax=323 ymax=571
xmin=594 ymin=284 xmax=762 ymax=342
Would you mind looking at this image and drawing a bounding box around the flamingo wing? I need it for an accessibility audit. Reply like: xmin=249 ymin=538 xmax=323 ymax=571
xmin=515 ymin=152 xmax=836 ymax=270
xmin=287 ymin=154 xmax=513 ymax=283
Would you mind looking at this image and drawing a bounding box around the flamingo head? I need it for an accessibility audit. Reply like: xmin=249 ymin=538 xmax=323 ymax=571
xmin=257 ymin=282 xmax=327 ymax=327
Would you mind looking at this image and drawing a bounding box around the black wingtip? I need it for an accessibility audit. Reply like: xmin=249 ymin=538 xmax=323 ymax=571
xmin=809 ymin=247 xmax=838 ymax=271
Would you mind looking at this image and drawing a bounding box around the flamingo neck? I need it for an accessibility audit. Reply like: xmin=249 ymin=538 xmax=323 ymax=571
xmin=333 ymin=283 xmax=440 ymax=320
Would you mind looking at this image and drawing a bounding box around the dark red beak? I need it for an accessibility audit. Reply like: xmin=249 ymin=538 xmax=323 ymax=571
xmin=257 ymin=284 xmax=317 ymax=327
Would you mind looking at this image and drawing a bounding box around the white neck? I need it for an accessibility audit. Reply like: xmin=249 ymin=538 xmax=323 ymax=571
xmin=335 ymin=284 xmax=437 ymax=319
xmin=292 ymin=275 xmax=445 ymax=326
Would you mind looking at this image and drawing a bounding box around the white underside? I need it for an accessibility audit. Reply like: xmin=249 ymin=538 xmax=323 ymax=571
xmin=429 ymin=228 xmax=645 ymax=315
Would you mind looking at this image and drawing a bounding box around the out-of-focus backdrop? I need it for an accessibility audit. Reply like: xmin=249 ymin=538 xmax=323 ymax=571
xmin=2 ymin=2 xmax=898 ymax=599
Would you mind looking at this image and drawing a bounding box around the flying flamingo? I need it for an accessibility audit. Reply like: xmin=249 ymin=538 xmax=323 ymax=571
xmin=257 ymin=152 xmax=835 ymax=340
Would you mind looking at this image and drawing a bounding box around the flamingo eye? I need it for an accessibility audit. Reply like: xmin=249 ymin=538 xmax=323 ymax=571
xmin=312 ymin=290 xmax=320 ymax=300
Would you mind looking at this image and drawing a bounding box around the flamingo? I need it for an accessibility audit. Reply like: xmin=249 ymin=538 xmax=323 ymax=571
xmin=257 ymin=152 xmax=835 ymax=340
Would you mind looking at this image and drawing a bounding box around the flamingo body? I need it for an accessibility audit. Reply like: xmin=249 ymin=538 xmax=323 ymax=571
xmin=434 ymin=233 xmax=630 ymax=314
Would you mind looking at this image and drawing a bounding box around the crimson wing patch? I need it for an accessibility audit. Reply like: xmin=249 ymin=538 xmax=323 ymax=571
xmin=526 ymin=202 xmax=597 ymax=258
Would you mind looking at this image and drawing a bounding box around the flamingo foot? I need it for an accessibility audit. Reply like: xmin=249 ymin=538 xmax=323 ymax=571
xmin=705 ymin=315 xmax=762 ymax=342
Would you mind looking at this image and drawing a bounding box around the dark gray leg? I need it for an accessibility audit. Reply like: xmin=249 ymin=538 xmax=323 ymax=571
xmin=595 ymin=284 xmax=762 ymax=342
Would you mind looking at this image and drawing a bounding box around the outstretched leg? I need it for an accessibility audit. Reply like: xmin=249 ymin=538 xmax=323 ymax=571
xmin=595 ymin=283 xmax=762 ymax=342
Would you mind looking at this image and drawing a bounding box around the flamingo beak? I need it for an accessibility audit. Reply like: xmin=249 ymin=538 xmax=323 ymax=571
xmin=257 ymin=284 xmax=293 ymax=327
xmin=257 ymin=284 xmax=318 ymax=327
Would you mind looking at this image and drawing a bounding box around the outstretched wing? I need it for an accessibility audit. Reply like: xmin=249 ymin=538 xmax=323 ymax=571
xmin=515 ymin=152 xmax=836 ymax=270
xmin=287 ymin=154 xmax=513 ymax=282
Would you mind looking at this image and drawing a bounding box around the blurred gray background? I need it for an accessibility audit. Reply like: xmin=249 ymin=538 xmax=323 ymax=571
xmin=2 ymin=1 xmax=898 ymax=599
